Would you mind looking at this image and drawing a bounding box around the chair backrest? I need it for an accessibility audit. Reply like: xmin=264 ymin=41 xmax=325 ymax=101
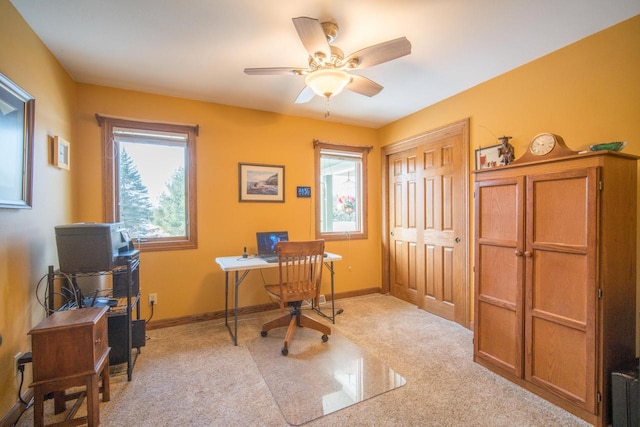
xmin=275 ymin=240 xmax=325 ymax=306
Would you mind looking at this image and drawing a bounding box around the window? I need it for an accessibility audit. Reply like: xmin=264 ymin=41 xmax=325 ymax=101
xmin=97 ymin=115 xmax=198 ymax=251
xmin=314 ymin=141 xmax=371 ymax=241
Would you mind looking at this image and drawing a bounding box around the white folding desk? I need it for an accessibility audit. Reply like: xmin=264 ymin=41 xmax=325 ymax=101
xmin=215 ymin=252 xmax=342 ymax=345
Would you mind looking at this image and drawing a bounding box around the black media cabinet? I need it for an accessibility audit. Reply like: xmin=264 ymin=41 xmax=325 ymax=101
xmin=46 ymin=256 xmax=143 ymax=381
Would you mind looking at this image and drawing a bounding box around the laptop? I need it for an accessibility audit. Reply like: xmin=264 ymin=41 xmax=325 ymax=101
xmin=256 ymin=231 xmax=289 ymax=263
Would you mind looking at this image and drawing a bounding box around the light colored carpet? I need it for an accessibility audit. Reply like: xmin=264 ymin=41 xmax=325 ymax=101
xmin=15 ymin=294 xmax=590 ymax=426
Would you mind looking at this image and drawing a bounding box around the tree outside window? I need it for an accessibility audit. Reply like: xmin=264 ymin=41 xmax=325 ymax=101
xmin=97 ymin=116 xmax=197 ymax=251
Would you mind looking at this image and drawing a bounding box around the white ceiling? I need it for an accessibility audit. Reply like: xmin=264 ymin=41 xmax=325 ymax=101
xmin=10 ymin=0 xmax=640 ymax=128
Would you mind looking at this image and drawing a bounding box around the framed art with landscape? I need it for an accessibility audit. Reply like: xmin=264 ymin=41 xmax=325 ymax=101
xmin=239 ymin=163 xmax=285 ymax=202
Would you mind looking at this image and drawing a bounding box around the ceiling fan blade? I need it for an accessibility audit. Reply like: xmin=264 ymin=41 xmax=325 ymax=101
xmin=244 ymin=67 xmax=304 ymax=76
xmin=343 ymin=37 xmax=411 ymax=69
xmin=347 ymin=75 xmax=383 ymax=97
xmin=292 ymin=17 xmax=331 ymax=61
xmin=294 ymin=86 xmax=316 ymax=104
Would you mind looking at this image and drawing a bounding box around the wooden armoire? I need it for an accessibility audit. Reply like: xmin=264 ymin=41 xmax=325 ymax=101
xmin=473 ymin=151 xmax=637 ymax=426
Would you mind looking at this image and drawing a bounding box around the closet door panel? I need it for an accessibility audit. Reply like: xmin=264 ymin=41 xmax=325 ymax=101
xmin=389 ymin=152 xmax=419 ymax=304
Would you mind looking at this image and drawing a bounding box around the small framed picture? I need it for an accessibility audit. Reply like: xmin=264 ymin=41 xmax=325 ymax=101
xmin=52 ymin=136 xmax=70 ymax=170
xmin=239 ymin=163 xmax=285 ymax=202
xmin=475 ymin=144 xmax=502 ymax=170
xmin=297 ymin=186 xmax=311 ymax=198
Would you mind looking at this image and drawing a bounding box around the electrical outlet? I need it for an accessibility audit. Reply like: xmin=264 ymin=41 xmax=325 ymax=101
xmin=14 ymin=352 xmax=22 ymax=373
xmin=149 ymin=293 xmax=158 ymax=305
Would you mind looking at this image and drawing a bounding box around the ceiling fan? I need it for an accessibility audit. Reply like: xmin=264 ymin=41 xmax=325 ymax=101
xmin=244 ymin=17 xmax=412 ymax=106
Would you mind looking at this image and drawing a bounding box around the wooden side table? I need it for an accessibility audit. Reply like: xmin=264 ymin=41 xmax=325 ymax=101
xmin=29 ymin=306 xmax=111 ymax=426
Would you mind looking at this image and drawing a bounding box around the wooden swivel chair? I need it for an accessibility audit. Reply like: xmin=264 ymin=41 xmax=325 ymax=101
xmin=261 ymin=240 xmax=330 ymax=355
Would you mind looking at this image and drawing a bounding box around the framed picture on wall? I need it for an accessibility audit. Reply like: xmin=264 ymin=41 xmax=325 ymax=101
xmin=238 ymin=163 xmax=285 ymax=202
xmin=475 ymin=144 xmax=502 ymax=170
xmin=52 ymin=136 xmax=71 ymax=169
xmin=0 ymin=72 xmax=35 ymax=209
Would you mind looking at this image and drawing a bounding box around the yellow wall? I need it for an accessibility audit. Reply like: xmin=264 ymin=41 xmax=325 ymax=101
xmin=380 ymin=14 xmax=640 ymax=152
xmin=0 ymin=0 xmax=77 ymax=416
xmin=379 ymin=14 xmax=640 ymax=338
xmin=74 ymin=85 xmax=381 ymax=321
xmin=1 ymin=0 xmax=638 ymax=417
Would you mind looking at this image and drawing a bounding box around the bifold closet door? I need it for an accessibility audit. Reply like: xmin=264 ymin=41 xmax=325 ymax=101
xmin=388 ymin=149 xmax=419 ymax=305
xmin=419 ymin=134 xmax=466 ymax=323
xmin=386 ymin=119 xmax=469 ymax=327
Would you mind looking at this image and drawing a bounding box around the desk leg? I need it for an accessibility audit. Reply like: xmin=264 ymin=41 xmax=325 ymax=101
xmin=330 ymin=261 xmax=335 ymax=323
xmin=224 ymin=271 xmax=229 ymax=328
xmin=224 ymin=270 xmax=250 ymax=346
xmin=234 ymin=271 xmax=239 ymax=346
xmin=313 ymin=261 xmax=341 ymax=323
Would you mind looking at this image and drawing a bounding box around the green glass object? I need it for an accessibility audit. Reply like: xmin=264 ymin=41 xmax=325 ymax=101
xmin=589 ymin=141 xmax=627 ymax=152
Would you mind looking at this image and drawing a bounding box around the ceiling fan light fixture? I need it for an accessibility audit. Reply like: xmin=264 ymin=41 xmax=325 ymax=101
xmin=305 ymin=69 xmax=351 ymax=98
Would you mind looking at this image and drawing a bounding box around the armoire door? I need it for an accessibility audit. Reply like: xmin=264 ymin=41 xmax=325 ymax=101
xmin=474 ymin=176 xmax=525 ymax=377
xmin=524 ymin=167 xmax=598 ymax=413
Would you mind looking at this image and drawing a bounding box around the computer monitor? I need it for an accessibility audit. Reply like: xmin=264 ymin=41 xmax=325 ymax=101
xmin=256 ymin=231 xmax=289 ymax=256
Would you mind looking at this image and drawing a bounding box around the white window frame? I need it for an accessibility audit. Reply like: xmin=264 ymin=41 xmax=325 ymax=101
xmin=314 ymin=141 xmax=371 ymax=241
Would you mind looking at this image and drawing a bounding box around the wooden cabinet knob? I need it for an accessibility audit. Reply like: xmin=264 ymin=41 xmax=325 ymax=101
xmin=514 ymin=250 xmax=523 ymax=257
xmin=524 ymin=251 xmax=532 ymax=257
